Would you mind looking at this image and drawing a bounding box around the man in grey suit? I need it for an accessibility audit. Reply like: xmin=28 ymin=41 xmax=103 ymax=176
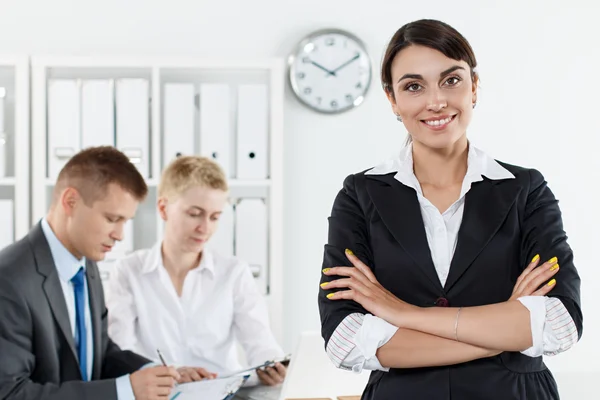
xmin=0 ymin=147 xmax=184 ymax=400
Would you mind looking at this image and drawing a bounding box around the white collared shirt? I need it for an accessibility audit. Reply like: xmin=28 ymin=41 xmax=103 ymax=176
xmin=326 ymin=144 xmax=578 ymax=372
xmin=107 ymin=242 xmax=284 ymax=378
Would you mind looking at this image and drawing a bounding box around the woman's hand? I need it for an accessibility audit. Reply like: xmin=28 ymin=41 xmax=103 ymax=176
xmin=509 ymin=255 xmax=559 ymax=301
xmin=321 ymin=249 xmax=416 ymax=326
xmin=176 ymin=366 xmax=217 ymax=383
xmin=256 ymin=362 xmax=287 ymax=386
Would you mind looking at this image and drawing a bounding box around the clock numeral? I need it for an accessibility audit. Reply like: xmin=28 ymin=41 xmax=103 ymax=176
xmin=316 ymin=97 xmax=322 ymax=105
xmin=330 ymin=100 xmax=338 ymax=109
xmin=304 ymin=87 xmax=312 ymax=95
xmin=302 ymin=57 xmax=310 ymax=64
xmin=325 ymin=37 xmax=335 ymax=46
xmin=356 ymin=82 xmax=363 ymax=89
xmin=297 ymin=72 xmax=306 ymax=79
xmin=345 ymin=94 xmax=354 ymax=103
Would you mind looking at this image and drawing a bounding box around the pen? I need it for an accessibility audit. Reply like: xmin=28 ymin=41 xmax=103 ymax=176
xmin=157 ymin=349 xmax=178 ymax=387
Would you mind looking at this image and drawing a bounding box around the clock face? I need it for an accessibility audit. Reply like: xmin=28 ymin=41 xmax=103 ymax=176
xmin=288 ymin=29 xmax=372 ymax=114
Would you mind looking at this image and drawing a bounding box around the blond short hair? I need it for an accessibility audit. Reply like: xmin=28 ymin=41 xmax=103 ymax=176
xmin=158 ymin=156 xmax=228 ymax=200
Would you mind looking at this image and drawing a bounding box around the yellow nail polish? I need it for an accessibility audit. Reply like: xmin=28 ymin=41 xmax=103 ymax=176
xmin=322 ymin=268 xmax=331 ymax=273
xmin=345 ymin=248 xmax=354 ymax=256
xmin=326 ymin=293 xmax=335 ymax=299
xmin=320 ymin=282 xmax=329 ymax=288
xmin=549 ymin=263 xmax=559 ymax=271
xmin=547 ymin=279 xmax=556 ymax=286
xmin=548 ymin=257 xmax=558 ymax=264
xmin=531 ymin=254 xmax=540 ymax=263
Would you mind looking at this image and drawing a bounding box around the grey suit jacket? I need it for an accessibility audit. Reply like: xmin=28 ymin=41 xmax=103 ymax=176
xmin=0 ymin=222 xmax=151 ymax=400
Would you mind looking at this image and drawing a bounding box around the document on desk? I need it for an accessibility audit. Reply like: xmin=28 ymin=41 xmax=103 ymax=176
xmin=169 ymin=375 xmax=249 ymax=400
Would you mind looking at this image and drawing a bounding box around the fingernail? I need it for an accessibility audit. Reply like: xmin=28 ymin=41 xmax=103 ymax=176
xmin=345 ymin=248 xmax=354 ymax=256
xmin=547 ymin=279 xmax=556 ymax=286
xmin=531 ymin=254 xmax=540 ymax=263
xmin=320 ymin=282 xmax=329 ymax=288
xmin=326 ymin=293 xmax=335 ymax=299
xmin=548 ymin=257 xmax=558 ymax=264
xmin=322 ymin=268 xmax=331 ymax=273
xmin=549 ymin=263 xmax=559 ymax=271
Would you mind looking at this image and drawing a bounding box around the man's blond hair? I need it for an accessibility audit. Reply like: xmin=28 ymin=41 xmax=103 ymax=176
xmin=158 ymin=156 xmax=228 ymax=200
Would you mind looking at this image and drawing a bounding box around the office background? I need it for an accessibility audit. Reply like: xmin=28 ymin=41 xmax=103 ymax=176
xmin=0 ymin=0 xmax=598 ymax=384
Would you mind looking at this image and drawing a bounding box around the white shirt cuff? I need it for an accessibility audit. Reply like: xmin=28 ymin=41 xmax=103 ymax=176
xmin=517 ymin=296 xmax=547 ymax=357
xmin=115 ymin=375 xmax=135 ymax=400
xmin=350 ymin=314 xmax=398 ymax=373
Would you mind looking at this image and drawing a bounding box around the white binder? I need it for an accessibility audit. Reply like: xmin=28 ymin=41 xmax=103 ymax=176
xmin=207 ymin=201 xmax=234 ymax=256
xmin=0 ymin=199 xmax=13 ymax=250
xmin=234 ymin=198 xmax=268 ymax=294
xmin=0 ymin=87 xmax=6 ymax=178
xmin=81 ymin=79 xmax=115 ymax=148
xmin=199 ymin=84 xmax=231 ymax=177
xmin=115 ymin=79 xmax=150 ymax=177
xmin=48 ymin=80 xmax=81 ymax=179
xmin=236 ymin=84 xmax=268 ymax=179
xmin=163 ymin=83 xmax=195 ymax=166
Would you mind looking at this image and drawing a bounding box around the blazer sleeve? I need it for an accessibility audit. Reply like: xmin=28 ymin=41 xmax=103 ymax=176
xmin=0 ymin=277 xmax=118 ymax=400
xmin=520 ymin=168 xmax=583 ymax=340
xmin=319 ymin=173 xmax=373 ymax=346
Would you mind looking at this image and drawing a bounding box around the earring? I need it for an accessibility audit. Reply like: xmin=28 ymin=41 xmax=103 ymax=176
xmin=396 ymin=115 xmax=403 ymax=122
xmin=472 ymin=102 xmax=477 ymax=109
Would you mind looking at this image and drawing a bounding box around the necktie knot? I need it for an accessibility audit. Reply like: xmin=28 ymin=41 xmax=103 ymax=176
xmin=71 ymin=267 xmax=85 ymax=287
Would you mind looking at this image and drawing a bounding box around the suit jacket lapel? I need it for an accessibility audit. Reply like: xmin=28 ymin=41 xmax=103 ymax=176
xmin=366 ymin=173 xmax=443 ymax=292
xmin=86 ymin=259 xmax=103 ymax=380
xmin=444 ymin=178 xmax=522 ymax=292
xmin=29 ymin=223 xmax=79 ymax=364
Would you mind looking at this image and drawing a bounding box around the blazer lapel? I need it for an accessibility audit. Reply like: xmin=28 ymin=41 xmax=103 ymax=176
xmin=29 ymin=223 xmax=79 ymax=364
xmin=366 ymin=173 xmax=443 ymax=292
xmin=86 ymin=259 xmax=103 ymax=380
xmin=444 ymin=178 xmax=522 ymax=292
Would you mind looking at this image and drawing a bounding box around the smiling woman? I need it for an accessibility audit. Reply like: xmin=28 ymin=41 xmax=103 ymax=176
xmin=318 ymin=19 xmax=582 ymax=400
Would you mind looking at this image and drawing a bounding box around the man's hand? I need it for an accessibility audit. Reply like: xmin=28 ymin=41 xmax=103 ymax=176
xmin=177 ymin=366 xmax=218 ymax=383
xmin=256 ymin=362 xmax=287 ymax=386
xmin=130 ymin=365 xmax=180 ymax=400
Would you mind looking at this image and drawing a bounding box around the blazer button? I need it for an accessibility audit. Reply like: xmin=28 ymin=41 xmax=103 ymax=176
xmin=435 ymin=297 xmax=449 ymax=307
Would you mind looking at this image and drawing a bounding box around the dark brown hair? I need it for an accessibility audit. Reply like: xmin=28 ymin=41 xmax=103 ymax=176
xmin=381 ymin=19 xmax=478 ymax=98
xmin=55 ymin=146 xmax=148 ymax=205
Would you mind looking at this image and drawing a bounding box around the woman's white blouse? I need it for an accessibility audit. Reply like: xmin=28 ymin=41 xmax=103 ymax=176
xmin=106 ymin=242 xmax=284 ymax=376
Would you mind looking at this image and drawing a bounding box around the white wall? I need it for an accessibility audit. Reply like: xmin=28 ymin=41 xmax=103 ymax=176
xmin=3 ymin=0 xmax=599 ymax=376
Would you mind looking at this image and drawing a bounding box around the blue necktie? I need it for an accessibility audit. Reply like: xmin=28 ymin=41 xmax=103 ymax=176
xmin=71 ymin=267 xmax=88 ymax=381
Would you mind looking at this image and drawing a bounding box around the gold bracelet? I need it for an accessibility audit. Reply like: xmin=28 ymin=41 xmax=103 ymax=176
xmin=454 ymin=307 xmax=462 ymax=341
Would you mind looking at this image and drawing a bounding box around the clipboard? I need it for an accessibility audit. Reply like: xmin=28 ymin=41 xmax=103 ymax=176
xmin=170 ymin=374 xmax=250 ymax=400
xmin=218 ymin=354 xmax=292 ymax=379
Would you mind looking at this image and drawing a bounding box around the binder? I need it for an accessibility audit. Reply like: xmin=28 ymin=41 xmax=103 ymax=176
xmin=236 ymin=84 xmax=268 ymax=179
xmin=234 ymin=198 xmax=268 ymax=294
xmin=207 ymin=201 xmax=234 ymax=256
xmin=0 ymin=199 xmax=13 ymax=250
xmin=81 ymin=79 xmax=115 ymax=148
xmin=115 ymin=79 xmax=150 ymax=177
xmin=163 ymin=83 xmax=195 ymax=165
xmin=48 ymin=79 xmax=81 ymax=179
xmin=0 ymin=87 xmax=6 ymax=178
xmin=199 ymin=84 xmax=231 ymax=177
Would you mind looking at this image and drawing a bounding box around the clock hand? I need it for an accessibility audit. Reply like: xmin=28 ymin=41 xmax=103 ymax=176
xmin=331 ymin=54 xmax=360 ymax=74
xmin=310 ymin=60 xmax=336 ymax=76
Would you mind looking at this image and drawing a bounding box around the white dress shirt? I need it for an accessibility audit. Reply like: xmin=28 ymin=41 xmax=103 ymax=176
xmin=107 ymin=242 xmax=284 ymax=383
xmin=326 ymin=144 xmax=578 ymax=372
xmin=40 ymin=218 xmax=135 ymax=399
